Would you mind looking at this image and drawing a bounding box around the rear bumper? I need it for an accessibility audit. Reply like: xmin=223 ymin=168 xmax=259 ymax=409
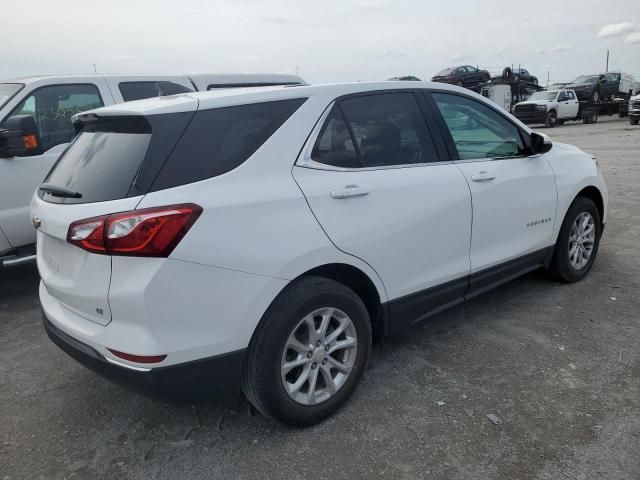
xmin=43 ymin=310 xmax=245 ymax=401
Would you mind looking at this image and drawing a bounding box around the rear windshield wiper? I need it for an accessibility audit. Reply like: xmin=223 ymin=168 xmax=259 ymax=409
xmin=39 ymin=183 xmax=83 ymax=199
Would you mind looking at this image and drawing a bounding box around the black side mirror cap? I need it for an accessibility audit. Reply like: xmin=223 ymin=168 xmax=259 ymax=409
xmin=0 ymin=115 xmax=44 ymax=158
xmin=530 ymin=131 xmax=552 ymax=154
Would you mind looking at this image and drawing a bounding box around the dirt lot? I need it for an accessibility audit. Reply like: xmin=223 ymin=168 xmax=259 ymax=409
xmin=1 ymin=116 xmax=638 ymax=480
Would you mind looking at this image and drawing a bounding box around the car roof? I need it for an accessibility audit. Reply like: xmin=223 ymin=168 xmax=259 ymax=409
xmin=1 ymin=74 xmax=191 ymax=85
xmin=1 ymin=73 xmax=307 ymax=86
xmin=73 ymin=81 xmax=468 ymax=118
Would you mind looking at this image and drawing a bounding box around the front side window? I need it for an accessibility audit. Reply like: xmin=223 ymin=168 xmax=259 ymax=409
xmin=119 ymin=81 xmax=193 ymax=102
xmin=567 ymin=91 xmax=575 ymax=100
xmin=558 ymin=92 xmax=569 ymax=102
xmin=433 ymin=92 xmax=525 ymax=160
xmin=604 ymin=73 xmax=619 ymax=83
xmin=0 ymin=84 xmax=103 ymax=151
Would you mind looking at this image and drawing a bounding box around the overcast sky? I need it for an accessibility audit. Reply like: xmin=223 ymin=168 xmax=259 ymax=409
xmin=2 ymin=0 xmax=639 ymax=85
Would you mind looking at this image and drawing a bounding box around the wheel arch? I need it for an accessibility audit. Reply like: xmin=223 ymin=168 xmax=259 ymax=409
xmin=576 ymin=185 xmax=605 ymax=227
xmin=295 ymin=263 xmax=386 ymax=337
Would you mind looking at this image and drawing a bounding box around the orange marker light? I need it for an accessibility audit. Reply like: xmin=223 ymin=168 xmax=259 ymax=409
xmin=23 ymin=135 xmax=38 ymax=149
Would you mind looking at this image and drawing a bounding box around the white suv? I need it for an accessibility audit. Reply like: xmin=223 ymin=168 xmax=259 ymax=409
xmin=33 ymin=82 xmax=607 ymax=426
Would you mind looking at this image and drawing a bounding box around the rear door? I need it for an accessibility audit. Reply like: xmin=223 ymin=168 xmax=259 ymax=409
xmin=428 ymin=90 xmax=556 ymax=292
xmin=559 ymin=90 xmax=579 ymax=118
xmin=293 ymin=91 xmax=472 ymax=329
xmin=0 ymin=80 xmax=112 ymax=248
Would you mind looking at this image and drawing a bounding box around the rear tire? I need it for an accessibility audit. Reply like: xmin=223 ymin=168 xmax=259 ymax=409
xmin=456 ymin=81 xmax=464 ymax=87
xmin=242 ymin=276 xmax=372 ymax=426
xmin=548 ymin=197 xmax=601 ymax=283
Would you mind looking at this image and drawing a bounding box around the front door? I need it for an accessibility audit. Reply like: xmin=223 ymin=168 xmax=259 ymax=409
xmin=0 ymin=82 xmax=109 ymax=247
xmin=293 ymin=92 xmax=472 ymax=329
xmin=429 ymin=91 xmax=557 ymax=293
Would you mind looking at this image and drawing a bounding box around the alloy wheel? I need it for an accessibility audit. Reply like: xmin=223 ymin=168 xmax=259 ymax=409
xmin=568 ymin=212 xmax=596 ymax=270
xmin=281 ymin=307 xmax=358 ymax=405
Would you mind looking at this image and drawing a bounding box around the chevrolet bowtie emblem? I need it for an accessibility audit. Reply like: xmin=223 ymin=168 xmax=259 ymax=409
xmin=32 ymin=216 xmax=41 ymax=229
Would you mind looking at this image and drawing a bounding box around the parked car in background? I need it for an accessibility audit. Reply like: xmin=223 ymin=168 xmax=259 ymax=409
xmin=566 ymin=72 xmax=637 ymax=102
xmin=388 ymin=76 xmax=421 ymax=81
xmin=513 ymin=68 xmax=538 ymax=84
xmin=431 ymin=66 xmax=490 ymax=88
xmin=0 ymin=73 xmax=306 ymax=268
xmin=34 ymin=82 xmax=607 ymax=425
xmin=513 ymin=89 xmax=580 ymax=127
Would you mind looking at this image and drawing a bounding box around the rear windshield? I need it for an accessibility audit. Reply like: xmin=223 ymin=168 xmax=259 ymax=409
xmin=0 ymin=83 xmax=24 ymax=110
xmin=42 ymin=117 xmax=152 ymax=204
xmin=435 ymin=68 xmax=455 ymax=76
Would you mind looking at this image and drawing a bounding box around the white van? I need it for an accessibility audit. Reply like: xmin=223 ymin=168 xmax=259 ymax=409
xmin=0 ymin=73 xmax=306 ymax=267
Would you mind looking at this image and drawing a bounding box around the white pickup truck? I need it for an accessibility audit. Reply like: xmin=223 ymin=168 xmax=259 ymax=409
xmin=0 ymin=73 xmax=305 ymax=267
xmin=512 ymin=89 xmax=581 ymax=127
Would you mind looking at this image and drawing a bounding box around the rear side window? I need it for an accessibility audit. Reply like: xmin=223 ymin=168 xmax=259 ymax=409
xmin=311 ymin=105 xmax=359 ymax=168
xmin=119 ymin=81 xmax=193 ymax=101
xmin=150 ymin=98 xmax=306 ymax=191
xmin=312 ymin=92 xmax=438 ymax=168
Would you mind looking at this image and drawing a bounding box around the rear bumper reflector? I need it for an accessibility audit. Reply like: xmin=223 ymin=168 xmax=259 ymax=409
xmin=107 ymin=349 xmax=167 ymax=364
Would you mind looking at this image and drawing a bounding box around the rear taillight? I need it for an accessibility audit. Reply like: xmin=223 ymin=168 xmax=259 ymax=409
xmin=67 ymin=203 xmax=202 ymax=257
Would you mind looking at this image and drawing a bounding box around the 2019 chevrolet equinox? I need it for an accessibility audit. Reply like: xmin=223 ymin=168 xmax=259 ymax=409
xmin=32 ymin=82 xmax=607 ymax=426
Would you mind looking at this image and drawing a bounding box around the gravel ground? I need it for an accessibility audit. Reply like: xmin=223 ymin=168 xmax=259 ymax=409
xmin=1 ymin=116 xmax=638 ymax=480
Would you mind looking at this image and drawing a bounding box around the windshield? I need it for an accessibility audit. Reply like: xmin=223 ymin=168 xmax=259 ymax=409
xmin=571 ymin=75 xmax=599 ymax=84
xmin=0 ymin=83 xmax=24 ymax=110
xmin=435 ymin=68 xmax=455 ymax=76
xmin=528 ymin=91 xmax=558 ymax=101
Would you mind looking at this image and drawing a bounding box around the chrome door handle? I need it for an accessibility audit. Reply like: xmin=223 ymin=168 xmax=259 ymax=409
xmin=470 ymin=172 xmax=496 ymax=183
xmin=330 ymin=185 xmax=370 ymax=199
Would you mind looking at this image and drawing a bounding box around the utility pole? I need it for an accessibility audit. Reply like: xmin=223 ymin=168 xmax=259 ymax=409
xmin=93 ymin=63 xmax=97 ymax=74
xmin=295 ymin=65 xmax=299 ymax=76
xmin=605 ymin=50 xmax=609 ymax=73
xmin=547 ymin=71 xmax=549 ymax=88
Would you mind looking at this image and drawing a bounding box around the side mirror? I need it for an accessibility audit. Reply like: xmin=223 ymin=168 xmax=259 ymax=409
xmin=530 ymin=131 xmax=552 ymax=154
xmin=0 ymin=115 xmax=44 ymax=158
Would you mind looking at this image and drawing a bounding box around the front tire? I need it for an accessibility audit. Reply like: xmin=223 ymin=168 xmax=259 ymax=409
xmin=545 ymin=110 xmax=558 ymax=128
xmin=631 ymin=117 xmax=639 ymax=126
xmin=548 ymin=197 xmax=601 ymax=283
xmin=242 ymin=276 xmax=372 ymax=426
